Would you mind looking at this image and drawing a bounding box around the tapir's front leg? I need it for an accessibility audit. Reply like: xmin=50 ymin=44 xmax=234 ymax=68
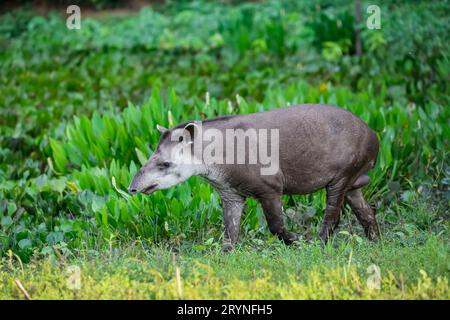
xmin=219 ymin=191 xmax=245 ymax=252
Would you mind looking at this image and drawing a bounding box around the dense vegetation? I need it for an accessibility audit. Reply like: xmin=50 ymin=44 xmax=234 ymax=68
xmin=0 ymin=0 xmax=448 ymax=299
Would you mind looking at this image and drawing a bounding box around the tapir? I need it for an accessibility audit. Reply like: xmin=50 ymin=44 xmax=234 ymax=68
xmin=129 ymin=105 xmax=380 ymax=251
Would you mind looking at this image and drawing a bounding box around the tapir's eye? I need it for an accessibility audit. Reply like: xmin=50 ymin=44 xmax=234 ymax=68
xmin=157 ymin=161 xmax=171 ymax=170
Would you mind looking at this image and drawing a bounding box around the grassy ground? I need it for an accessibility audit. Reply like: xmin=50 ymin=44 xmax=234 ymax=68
xmin=1 ymin=194 xmax=449 ymax=300
xmin=1 ymin=231 xmax=448 ymax=299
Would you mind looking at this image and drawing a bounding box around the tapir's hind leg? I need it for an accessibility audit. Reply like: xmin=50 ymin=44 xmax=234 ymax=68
xmin=345 ymin=188 xmax=379 ymax=240
xmin=319 ymin=179 xmax=348 ymax=243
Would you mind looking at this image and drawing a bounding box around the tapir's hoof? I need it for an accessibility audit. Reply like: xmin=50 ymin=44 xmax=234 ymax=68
xmin=366 ymin=227 xmax=380 ymax=241
xmin=303 ymin=233 xmax=313 ymax=242
xmin=318 ymin=232 xmax=330 ymax=246
xmin=222 ymin=242 xmax=234 ymax=252
xmin=282 ymin=232 xmax=299 ymax=245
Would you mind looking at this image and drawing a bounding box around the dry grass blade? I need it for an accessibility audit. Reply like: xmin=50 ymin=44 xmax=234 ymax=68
xmin=14 ymin=279 xmax=32 ymax=300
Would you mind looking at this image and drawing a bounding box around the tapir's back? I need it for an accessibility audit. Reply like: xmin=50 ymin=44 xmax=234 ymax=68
xmin=201 ymin=104 xmax=379 ymax=195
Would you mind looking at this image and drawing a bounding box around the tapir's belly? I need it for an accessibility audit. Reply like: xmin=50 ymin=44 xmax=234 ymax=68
xmin=282 ymin=171 xmax=334 ymax=195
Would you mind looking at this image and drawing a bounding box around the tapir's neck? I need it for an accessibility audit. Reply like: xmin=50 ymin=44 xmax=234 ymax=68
xmin=198 ymin=164 xmax=227 ymax=186
xmin=185 ymin=150 xmax=227 ymax=186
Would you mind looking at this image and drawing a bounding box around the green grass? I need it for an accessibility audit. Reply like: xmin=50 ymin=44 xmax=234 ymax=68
xmin=1 ymin=235 xmax=448 ymax=299
xmin=1 ymin=198 xmax=449 ymax=300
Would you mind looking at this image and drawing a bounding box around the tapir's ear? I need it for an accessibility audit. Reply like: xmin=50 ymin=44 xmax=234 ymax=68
xmin=184 ymin=122 xmax=198 ymax=138
xmin=156 ymin=124 xmax=168 ymax=134
xmin=181 ymin=122 xmax=200 ymax=145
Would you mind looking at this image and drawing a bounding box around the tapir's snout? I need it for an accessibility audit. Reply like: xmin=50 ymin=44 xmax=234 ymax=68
xmin=128 ymin=186 xmax=138 ymax=195
xmin=128 ymin=170 xmax=159 ymax=195
xmin=128 ymin=170 xmax=144 ymax=195
xmin=128 ymin=182 xmax=138 ymax=195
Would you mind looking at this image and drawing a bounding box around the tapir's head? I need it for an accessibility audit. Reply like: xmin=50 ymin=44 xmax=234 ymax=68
xmin=128 ymin=123 xmax=200 ymax=195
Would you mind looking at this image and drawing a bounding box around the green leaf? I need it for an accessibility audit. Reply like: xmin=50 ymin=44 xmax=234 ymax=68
xmin=135 ymin=148 xmax=147 ymax=166
xmin=49 ymin=178 xmax=67 ymax=193
xmin=46 ymin=232 xmax=64 ymax=245
xmin=1 ymin=216 xmax=13 ymax=227
xmin=18 ymin=238 xmax=32 ymax=250
xmin=7 ymin=203 xmax=17 ymax=215
xmin=50 ymin=138 xmax=69 ymax=173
